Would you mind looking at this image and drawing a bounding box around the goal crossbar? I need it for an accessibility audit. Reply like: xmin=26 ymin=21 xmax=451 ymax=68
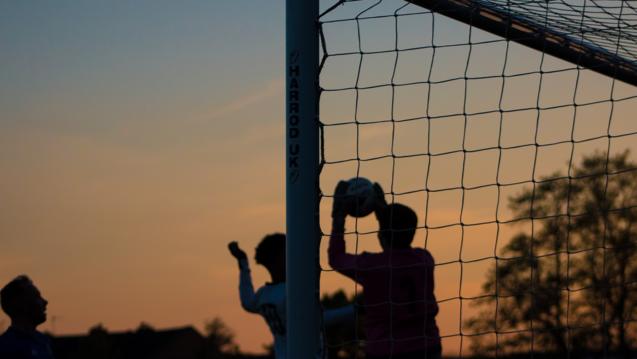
xmin=407 ymin=0 xmax=637 ymax=87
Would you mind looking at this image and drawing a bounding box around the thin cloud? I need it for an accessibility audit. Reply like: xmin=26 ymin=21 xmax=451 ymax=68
xmin=206 ymin=78 xmax=283 ymax=120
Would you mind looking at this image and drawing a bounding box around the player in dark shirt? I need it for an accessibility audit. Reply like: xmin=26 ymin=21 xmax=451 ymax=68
xmin=0 ymin=275 xmax=54 ymax=359
xmin=329 ymin=181 xmax=441 ymax=359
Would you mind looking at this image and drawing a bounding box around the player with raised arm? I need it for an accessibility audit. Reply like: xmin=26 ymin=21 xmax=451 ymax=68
xmin=228 ymin=233 xmax=353 ymax=359
xmin=329 ymin=181 xmax=442 ymax=359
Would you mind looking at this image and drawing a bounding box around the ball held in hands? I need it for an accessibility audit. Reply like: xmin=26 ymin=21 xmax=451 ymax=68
xmin=335 ymin=177 xmax=383 ymax=218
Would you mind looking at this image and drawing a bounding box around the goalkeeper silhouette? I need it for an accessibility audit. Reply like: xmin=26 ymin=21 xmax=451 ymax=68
xmin=228 ymin=233 xmax=353 ymax=359
xmin=329 ymin=181 xmax=441 ymax=359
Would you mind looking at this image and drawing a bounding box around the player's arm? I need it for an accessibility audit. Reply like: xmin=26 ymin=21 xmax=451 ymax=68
xmin=328 ymin=181 xmax=358 ymax=279
xmin=227 ymin=242 xmax=259 ymax=313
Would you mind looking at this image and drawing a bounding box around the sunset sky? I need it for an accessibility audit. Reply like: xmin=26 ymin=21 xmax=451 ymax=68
xmin=1 ymin=0 xmax=636 ymax=356
xmin=0 ymin=0 xmax=286 ymax=353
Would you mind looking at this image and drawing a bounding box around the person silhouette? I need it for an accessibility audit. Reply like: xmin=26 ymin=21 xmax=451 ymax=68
xmin=0 ymin=275 xmax=54 ymax=359
xmin=228 ymin=233 xmax=353 ymax=359
xmin=329 ymin=181 xmax=441 ymax=359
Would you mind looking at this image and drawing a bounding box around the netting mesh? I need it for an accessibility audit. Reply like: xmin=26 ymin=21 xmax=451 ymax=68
xmin=317 ymin=0 xmax=637 ymax=357
xmin=471 ymin=0 xmax=637 ymax=61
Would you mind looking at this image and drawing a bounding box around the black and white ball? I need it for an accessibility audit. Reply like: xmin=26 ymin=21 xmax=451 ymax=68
xmin=344 ymin=177 xmax=377 ymax=217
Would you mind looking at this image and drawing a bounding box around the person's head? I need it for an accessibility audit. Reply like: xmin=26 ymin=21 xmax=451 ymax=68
xmin=0 ymin=275 xmax=48 ymax=328
xmin=377 ymin=203 xmax=418 ymax=250
xmin=255 ymin=233 xmax=286 ymax=279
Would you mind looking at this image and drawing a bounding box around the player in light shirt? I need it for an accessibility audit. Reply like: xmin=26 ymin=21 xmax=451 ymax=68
xmin=228 ymin=233 xmax=353 ymax=359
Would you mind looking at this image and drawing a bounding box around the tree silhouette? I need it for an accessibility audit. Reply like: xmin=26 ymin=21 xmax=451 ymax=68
xmin=204 ymin=317 xmax=239 ymax=357
xmin=466 ymin=151 xmax=637 ymax=357
xmin=321 ymin=289 xmax=364 ymax=359
xmin=66 ymin=323 xmax=121 ymax=359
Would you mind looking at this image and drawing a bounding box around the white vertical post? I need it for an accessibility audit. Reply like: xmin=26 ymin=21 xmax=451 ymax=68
xmin=286 ymin=0 xmax=321 ymax=357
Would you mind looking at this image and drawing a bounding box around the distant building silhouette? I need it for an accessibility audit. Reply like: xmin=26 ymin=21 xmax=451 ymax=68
xmin=51 ymin=325 xmax=271 ymax=359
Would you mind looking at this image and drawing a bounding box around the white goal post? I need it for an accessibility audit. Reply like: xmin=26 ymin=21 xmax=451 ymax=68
xmin=286 ymin=0 xmax=322 ymax=358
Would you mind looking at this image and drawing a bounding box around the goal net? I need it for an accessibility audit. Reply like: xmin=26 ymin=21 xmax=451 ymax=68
xmin=311 ymin=0 xmax=637 ymax=357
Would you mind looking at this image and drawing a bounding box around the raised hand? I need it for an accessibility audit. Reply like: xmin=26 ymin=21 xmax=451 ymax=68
xmin=372 ymin=182 xmax=389 ymax=224
xmin=372 ymin=182 xmax=388 ymax=210
xmin=228 ymin=241 xmax=247 ymax=261
xmin=332 ymin=180 xmax=350 ymax=218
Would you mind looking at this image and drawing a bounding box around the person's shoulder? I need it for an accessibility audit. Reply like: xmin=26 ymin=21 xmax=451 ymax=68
xmin=254 ymin=284 xmax=268 ymax=296
xmin=256 ymin=282 xmax=285 ymax=295
xmin=411 ymin=247 xmax=435 ymax=262
xmin=0 ymin=328 xmax=17 ymax=353
xmin=34 ymin=330 xmax=51 ymax=343
xmin=0 ymin=328 xmax=14 ymax=343
xmin=255 ymin=282 xmax=286 ymax=308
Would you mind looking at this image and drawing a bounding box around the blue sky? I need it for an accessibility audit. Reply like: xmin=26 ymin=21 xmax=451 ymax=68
xmin=0 ymin=1 xmax=283 ymax=134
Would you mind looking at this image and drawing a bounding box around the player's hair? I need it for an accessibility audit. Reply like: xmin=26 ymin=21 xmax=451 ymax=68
xmin=0 ymin=275 xmax=33 ymax=318
xmin=255 ymin=233 xmax=286 ymax=266
xmin=377 ymin=203 xmax=418 ymax=249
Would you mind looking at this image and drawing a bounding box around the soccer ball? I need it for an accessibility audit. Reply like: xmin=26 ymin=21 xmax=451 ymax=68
xmin=344 ymin=177 xmax=377 ymax=217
